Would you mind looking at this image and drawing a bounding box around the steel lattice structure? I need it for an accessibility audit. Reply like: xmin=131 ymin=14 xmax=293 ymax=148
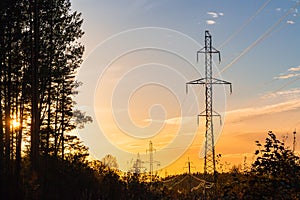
xmin=146 ymin=141 xmax=159 ymax=182
xmin=186 ymin=30 xmax=232 ymax=195
xmin=146 ymin=141 xmax=154 ymax=181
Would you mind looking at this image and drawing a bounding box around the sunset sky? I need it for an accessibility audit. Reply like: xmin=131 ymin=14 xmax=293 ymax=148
xmin=71 ymin=0 xmax=300 ymax=174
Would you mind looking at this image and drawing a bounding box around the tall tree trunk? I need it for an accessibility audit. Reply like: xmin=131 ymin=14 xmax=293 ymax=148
xmin=0 ymin=2 xmax=5 ymax=196
xmin=45 ymin=0 xmax=54 ymax=157
xmin=30 ymin=0 xmax=40 ymax=172
xmin=0 ymin=66 xmax=4 ymax=200
xmin=15 ymin=74 xmax=25 ymax=199
xmin=54 ymin=90 xmax=60 ymax=157
xmin=61 ymin=79 xmax=65 ymax=160
xmin=4 ymin=3 xmax=12 ymax=196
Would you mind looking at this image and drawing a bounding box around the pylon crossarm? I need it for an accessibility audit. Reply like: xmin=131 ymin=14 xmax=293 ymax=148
xmin=197 ymin=110 xmax=222 ymax=125
xmin=211 ymin=77 xmax=231 ymax=84
xmin=212 ymin=110 xmax=222 ymax=125
xmin=186 ymin=78 xmax=206 ymax=84
xmin=211 ymin=78 xmax=232 ymax=94
xmin=196 ymin=47 xmax=205 ymax=62
xmin=198 ymin=46 xmax=221 ymax=63
xmin=186 ymin=78 xmax=206 ymax=94
xmin=198 ymin=113 xmax=221 ymax=117
xmin=197 ymin=110 xmax=206 ymax=124
xmin=198 ymin=48 xmax=220 ymax=54
xmin=186 ymin=78 xmax=231 ymax=86
xmin=211 ymin=47 xmax=221 ymax=63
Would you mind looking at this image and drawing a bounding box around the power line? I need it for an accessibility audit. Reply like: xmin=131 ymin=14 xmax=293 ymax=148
xmin=161 ymin=158 xmax=209 ymax=194
xmin=272 ymin=76 xmax=300 ymax=94
xmin=219 ymin=0 xmax=272 ymax=49
xmin=220 ymin=1 xmax=300 ymax=74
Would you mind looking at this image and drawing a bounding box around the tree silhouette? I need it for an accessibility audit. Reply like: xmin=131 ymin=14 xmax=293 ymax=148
xmin=220 ymin=131 xmax=300 ymax=199
xmin=0 ymin=0 xmax=86 ymax=199
xmin=101 ymin=154 xmax=119 ymax=169
xmin=247 ymin=131 xmax=300 ymax=199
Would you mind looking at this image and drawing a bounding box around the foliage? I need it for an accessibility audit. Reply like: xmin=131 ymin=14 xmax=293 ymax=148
xmin=101 ymin=154 xmax=119 ymax=169
xmin=219 ymin=131 xmax=300 ymax=200
xmin=252 ymin=131 xmax=300 ymax=177
xmin=247 ymin=131 xmax=300 ymax=199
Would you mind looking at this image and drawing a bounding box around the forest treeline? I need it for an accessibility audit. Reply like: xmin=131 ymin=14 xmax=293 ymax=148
xmin=1 ymin=0 xmax=300 ymax=199
xmin=0 ymin=0 xmax=92 ymax=199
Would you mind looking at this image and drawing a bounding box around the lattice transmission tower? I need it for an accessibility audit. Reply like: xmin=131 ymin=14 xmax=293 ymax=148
xmin=186 ymin=30 xmax=232 ymax=194
xmin=293 ymin=129 xmax=297 ymax=152
xmin=129 ymin=153 xmax=146 ymax=174
xmin=146 ymin=141 xmax=159 ymax=182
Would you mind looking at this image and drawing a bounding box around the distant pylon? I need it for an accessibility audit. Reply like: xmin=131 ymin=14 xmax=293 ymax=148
xmin=184 ymin=157 xmax=195 ymax=192
xmin=129 ymin=153 xmax=146 ymax=174
xmin=184 ymin=157 xmax=195 ymax=175
xmin=146 ymin=141 xmax=159 ymax=182
xmin=293 ymin=129 xmax=297 ymax=152
xmin=186 ymin=30 xmax=232 ymax=196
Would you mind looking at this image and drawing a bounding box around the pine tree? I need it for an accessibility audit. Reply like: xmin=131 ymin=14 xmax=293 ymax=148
xmin=0 ymin=0 xmax=85 ymax=198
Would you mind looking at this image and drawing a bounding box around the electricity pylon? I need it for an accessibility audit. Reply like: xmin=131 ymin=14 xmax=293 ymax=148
xmin=186 ymin=30 xmax=232 ymax=196
xmin=146 ymin=141 xmax=159 ymax=182
xmin=129 ymin=153 xmax=146 ymax=174
xmin=184 ymin=157 xmax=195 ymax=192
xmin=293 ymin=129 xmax=297 ymax=152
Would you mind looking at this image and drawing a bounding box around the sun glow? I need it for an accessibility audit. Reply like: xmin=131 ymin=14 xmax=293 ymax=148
xmin=12 ymin=119 xmax=20 ymax=128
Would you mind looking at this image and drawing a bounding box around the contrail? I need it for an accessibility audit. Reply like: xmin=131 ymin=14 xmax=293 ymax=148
xmin=219 ymin=0 xmax=272 ymax=49
xmin=220 ymin=1 xmax=300 ymax=74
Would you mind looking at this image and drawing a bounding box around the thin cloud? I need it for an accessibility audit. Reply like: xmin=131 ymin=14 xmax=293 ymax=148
xmin=227 ymin=99 xmax=300 ymax=123
xmin=129 ymin=0 xmax=167 ymax=13
xmin=205 ymin=11 xmax=223 ymax=26
xmin=164 ymin=116 xmax=195 ymax=125
xmin=206 ymin=20 xmax=216 ymax=25
xmin=288 ymin=66 xmax=300 ymax=71
xmin=207 ymin=11 xmax=219 ymax=18
xmin=287 ymin=20 xmax=295 ymax=24
xmin=275 ymin=73 xmax=299 ymax=79
xmin=274 ymin=66 xmax=300 ymax=79
xmin=143 ymin=116 xmax=195 ymax=125
xmin=262 ymin=88 xmax=300 ymax=99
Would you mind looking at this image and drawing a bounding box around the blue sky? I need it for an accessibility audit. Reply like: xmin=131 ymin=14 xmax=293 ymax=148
xmin=71 ymin=0 xmax=300 ymax=173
